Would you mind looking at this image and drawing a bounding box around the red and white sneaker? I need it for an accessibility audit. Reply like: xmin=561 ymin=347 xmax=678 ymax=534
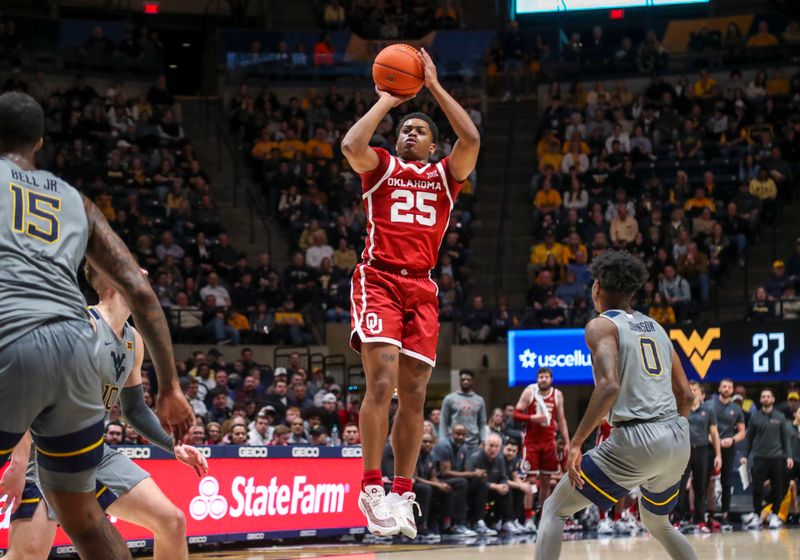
xmin=387 ymin=491 xmax=421 ymax=539
xmin=359 ymin=485 xmax=400 ymax=537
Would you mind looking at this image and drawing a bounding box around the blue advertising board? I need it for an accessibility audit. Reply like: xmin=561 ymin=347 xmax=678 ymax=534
xmin=508 ymin=329 xmax=593 ymax=386
xmin=508 ymin=322 xmax=800 ymax=387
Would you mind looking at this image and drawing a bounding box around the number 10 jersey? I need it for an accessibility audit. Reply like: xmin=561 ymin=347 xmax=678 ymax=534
xmin=359 ymin=147 xmax=462 ymax=274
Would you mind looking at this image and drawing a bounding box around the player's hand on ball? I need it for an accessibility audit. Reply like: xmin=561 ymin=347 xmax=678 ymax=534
xmin=0 ymin=461 xmax=25 ymax=514
xmin=419 ymin=48 xmax=438 ymax=88
xmin=567 ymin=444 xmax=583 ymax=489
xmin=175 ymin=444 xmax=209 ymax=477
xmin=156 ymin=388 xmax=195 ymax=445
xmin=374 ymin=86 xmax=415 ymax=107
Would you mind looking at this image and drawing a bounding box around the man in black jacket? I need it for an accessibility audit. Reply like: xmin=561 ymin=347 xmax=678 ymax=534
xmin=741 ymin=388 xmax=794 ymax=530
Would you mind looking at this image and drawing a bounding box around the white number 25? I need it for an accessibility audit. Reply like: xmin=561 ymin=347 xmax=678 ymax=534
xmin=390 ymin=189 xmax=437 ymax=227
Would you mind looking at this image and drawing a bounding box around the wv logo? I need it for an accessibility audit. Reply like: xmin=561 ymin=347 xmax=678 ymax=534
xmin=111 ymin=351 xmax=127 ymax=381
xmin=669 ymin=328 xmax=721 ymax=379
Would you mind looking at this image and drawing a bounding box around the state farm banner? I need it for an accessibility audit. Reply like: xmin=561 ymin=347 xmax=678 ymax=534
xmin=0 ymin=446 xmax=365 ymax=555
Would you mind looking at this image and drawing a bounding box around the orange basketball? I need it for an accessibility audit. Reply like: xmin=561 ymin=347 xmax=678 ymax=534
xmin=372 ymin=44 xmax=424 ymax=96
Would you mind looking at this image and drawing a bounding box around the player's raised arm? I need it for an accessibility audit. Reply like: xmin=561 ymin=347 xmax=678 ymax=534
xmin=341 ymin=88 xmax=415 ymax=173
xmin=670 ymin=350 xmax=694 ymax=418
xmin=420 ymin=48 xmax=480 ymax=182
xmin=83 ymin=197 xmax=194 ymax=443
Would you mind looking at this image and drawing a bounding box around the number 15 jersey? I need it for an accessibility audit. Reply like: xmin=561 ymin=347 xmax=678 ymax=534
xmin=359 ymin=147 xmax=463 ymax=273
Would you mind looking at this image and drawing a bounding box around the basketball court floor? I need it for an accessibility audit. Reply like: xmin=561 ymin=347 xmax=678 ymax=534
xmin=159 ymin=529 xmax=800 ymax=559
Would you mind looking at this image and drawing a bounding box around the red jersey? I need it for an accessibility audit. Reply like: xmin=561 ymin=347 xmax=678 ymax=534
xmin=523 ymin=386 xmax=559 ymax=444
xmin=359 ymin=147 xmax=462 ymax=272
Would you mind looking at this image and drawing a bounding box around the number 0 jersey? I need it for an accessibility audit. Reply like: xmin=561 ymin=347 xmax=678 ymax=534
xmin=596 ymin=309 xmax=677 ymax=426
xmin=359 ymin=147 xmax=463 ymax=273
xmin=0 ymin=157 xmax=89 ymax=350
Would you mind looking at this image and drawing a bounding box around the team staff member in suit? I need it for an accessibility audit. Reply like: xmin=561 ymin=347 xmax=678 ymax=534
xmin=741 ymin=388 xmax=794 ymax=530
xmin=708 ymin=378 xmax=746 ymax=529
xmin=676 ymin=381 xmax=721 ymax=532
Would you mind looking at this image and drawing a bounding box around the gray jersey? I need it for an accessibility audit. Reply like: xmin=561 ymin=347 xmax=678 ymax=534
xmin=596 ymin=309 xmax=677 ymax=425
xmin=88 ymin=306 xmax=137 ymax=415
xmin=0 ymin=158 xmax=89 ymax=350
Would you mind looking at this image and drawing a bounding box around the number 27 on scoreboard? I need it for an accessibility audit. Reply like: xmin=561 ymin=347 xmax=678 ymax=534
xmin=752 ymin=332 xmax=785 ymax=373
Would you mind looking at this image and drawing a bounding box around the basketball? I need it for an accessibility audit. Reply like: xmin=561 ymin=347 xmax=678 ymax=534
xmin=372 ymin=44 xmax=425 ymax=96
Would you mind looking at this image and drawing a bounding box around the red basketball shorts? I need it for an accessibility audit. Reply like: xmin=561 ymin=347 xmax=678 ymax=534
xmin=523 ymin=438 xmax=560 ymax=476
xmin=350 ymin=263 xmax=439 ymax=367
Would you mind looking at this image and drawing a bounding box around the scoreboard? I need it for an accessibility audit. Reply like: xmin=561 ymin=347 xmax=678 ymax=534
xmin=508 ymin=322 xmax=800 ymax=386
xmin=515 ymin=0 xmax=709 ymax=14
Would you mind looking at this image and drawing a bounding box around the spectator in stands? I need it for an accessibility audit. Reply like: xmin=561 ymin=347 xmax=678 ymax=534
xmin=678 ymin=242 xmax=710 ymax=304
xmin=537 ymin=294 xmax=566 ymax=327
xmin=530 ymin=229 xmax=567 ymax=270
xmin=693 ymin=67 xmax=717 ymax=99
xmin=207 ymin=388 xmax=232 ymax=424
xmin=749 ymin=286 xmax=774 ymax=321
xmin=500 ymin=20 xmax=526 ymax=101
xmin=440 ymin=371 xmax=487 ymax=453
xmin=263 ymin=380 xmax=289 ymax=422
xmin=467 ymin=433 xmax=518 ymax=534
xmin=609 ymin=202 xmax=638 ymax=249
xmin=765 ymin=260 xmax=791 ymax=300
xmin=104 ymin=421 xmax=124 ymax=445
xmin=660 ymin=264 xmax=692 ymax=322
xmin=747 ymin=21 xmax=779 ymax=48
xmin=460 ymin=296 xmax=492 ymax=343
xmin=184 ymin=378 xmax=208 ymax=417
xmin=82 ymin=25 xmax=115 ymax=58
xmin=248 ymin=411 xmax=274 ymax=445
xmin=649 ymin=292 xmax=676 ymax=325
xmin=313 ymin=33 xmax=335 ymax=66
xmin=749 ymin=167 xmax=778 ymax=224
xmin=270 ymin=425 xmax=291 ymax=446
xmin=305 ymin=231 xmax=334 ymax=269
xmin=289 ymin=416 xmax=310 ymax=444
xmin=323 ymin=0 xmax=346 ymax=29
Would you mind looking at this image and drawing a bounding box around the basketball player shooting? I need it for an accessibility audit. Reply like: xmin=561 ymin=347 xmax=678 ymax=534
xmin=0 ymin=264 xmax=208 ymax=560
xmin=341 ymin=48 xmax=480 ymax=539
xmin=534 ymin=251 xmax=697 ymax=560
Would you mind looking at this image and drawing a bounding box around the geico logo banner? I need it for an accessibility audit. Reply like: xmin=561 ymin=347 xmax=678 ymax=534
xmin=116 ymin=447 xmax=151 ymax=459
xmin=126 ymin=541 xmax=147 ymax=549
xmin=292 ymin=447 xmax=320 ymax=458
xmin=246 ymin=533 xmax=265 ymax=540
xmin=239 ymin=447 xmax=269 ymax=458
xmin=188 ymin=536 xmax=207 ymax=544
xmin=341 ymin=447 xmax=362 ymax=458
xmin=299 ymin=530 xmax=317 ymax=537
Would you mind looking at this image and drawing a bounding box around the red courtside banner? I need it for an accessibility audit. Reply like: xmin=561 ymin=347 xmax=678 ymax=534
xmin=0 ymin=446 xmax=365 ymax=555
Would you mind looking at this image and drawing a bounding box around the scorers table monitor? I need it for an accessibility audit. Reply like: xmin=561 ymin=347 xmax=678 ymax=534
xmin=515 ymin=0 xmax=709 ymax=14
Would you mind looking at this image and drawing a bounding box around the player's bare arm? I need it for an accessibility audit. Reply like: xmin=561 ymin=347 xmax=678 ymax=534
xmin=710 ymin=423 xmax=722 ymax=471
xmin=341 ymin=90 xmax=414 ymax=173
xmin=732 ymin=420 xmax=746 ymax=444
xmin=0 ymin=432 xmax=31 ymax=515
xmin=670 ymin=350 xmax=693 ymax=418
xmin=122 ymin=330 xmax=208 ymax=477
xmin=83 ymin=197 xmax=193 ymax=442
xmin=555 ymin=390 xmax=570 ymax=457
xmin=567 ymin=318 xmax=621 ymax=489
xmin=420 ymin=48 xmax=480 ymax=181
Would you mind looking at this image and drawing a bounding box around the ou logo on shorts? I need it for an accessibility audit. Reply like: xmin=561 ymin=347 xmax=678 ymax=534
xmin=365 ymin=312 xmax=383 ymax=334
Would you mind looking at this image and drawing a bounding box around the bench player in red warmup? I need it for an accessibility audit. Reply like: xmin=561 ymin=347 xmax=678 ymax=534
xmin=341 ymin=48 xmax=480 ymax=538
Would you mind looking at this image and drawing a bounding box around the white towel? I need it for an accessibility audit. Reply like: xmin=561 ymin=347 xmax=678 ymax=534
xmin=532 ymin=385 xmax=552 ymax=427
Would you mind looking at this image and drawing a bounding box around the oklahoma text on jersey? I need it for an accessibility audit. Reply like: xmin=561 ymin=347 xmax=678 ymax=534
xmin=350 ymin=147 xmax=463 ymax=367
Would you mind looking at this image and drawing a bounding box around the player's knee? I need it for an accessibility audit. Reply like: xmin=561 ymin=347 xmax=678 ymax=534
xmin=155 ymin=506 xmax=186 ymax=538
xmin=60 ymin=511 xmax=112 ymax=545
xmin=397 ymin=383 xmax=426 ymax=410
xmin=8 ymin=537 xmax=51 ymax=560
xmin=364 ymin=376 xmax=394 ymax=405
